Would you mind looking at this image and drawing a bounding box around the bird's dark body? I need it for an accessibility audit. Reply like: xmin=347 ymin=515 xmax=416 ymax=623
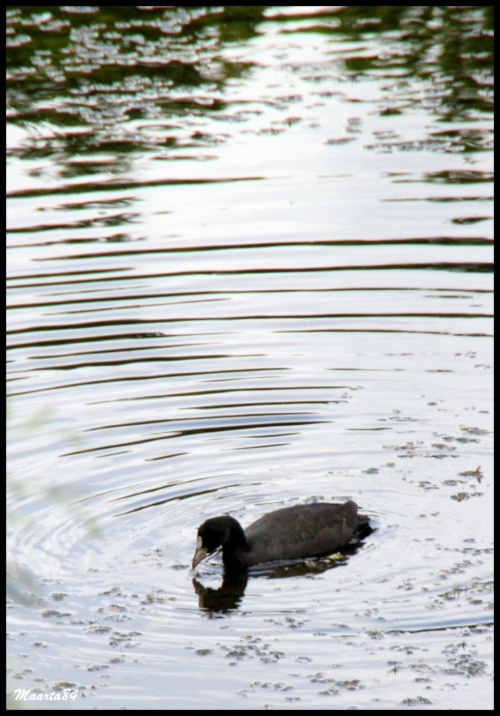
xmin=192 ymin=500 xmax=369 ymax=570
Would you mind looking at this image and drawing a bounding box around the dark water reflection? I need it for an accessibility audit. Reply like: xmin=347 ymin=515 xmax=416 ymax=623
xmin=7 ymin=6 xmax=493 ymax=159
xmin=7 ymin=5 xmax=493 ymax=711
xmin=193 ymin=530 xmax=374 ymax=614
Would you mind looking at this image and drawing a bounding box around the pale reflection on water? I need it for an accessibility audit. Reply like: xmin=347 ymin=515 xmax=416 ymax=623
xmin=7 ymin=5 xmax=493 ymax=711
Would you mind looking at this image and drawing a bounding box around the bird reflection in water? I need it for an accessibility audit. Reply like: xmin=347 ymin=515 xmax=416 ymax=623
xmin=192 ymin=535 xmax=372 ymax=614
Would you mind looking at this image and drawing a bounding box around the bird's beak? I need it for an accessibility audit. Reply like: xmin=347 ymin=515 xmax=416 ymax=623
xmin=191 ymin=537 xmax=208 ymax=569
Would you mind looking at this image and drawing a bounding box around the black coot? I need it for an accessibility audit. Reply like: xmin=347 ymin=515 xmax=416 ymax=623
xmin=192 ymin=500 xmax=369 ymax=570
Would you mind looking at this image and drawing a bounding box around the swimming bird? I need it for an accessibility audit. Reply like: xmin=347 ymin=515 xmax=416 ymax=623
xmin=192 ymin=500 xmax=369 ymax=570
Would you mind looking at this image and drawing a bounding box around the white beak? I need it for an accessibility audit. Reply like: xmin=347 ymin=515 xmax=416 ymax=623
xmin=191 ymin=536 xmax=208 ymax=569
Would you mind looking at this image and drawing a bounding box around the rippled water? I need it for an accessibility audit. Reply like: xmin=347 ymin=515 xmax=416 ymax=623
xmin=7 ymin=6 xmax=493 ymax=710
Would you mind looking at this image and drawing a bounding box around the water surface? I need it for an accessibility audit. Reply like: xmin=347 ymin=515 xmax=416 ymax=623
xmin=7 ymin=6 xmax=493 ymax=710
